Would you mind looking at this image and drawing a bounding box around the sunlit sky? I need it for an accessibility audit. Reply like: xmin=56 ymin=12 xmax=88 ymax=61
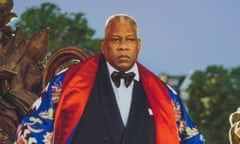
xmin=12 ymin=0 xmax=240 ymax=75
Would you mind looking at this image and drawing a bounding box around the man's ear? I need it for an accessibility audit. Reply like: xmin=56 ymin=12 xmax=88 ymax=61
xmin=101 ymin=39 xmax=105 ymax=54
xmin=137 ymin=39 xmax=142 ymax=54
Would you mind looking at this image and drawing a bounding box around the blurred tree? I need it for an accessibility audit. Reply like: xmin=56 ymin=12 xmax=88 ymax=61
xmin=14 ymin=2 xmax=101 ymax=54
xmin=187 ymin=65 xmax=240 ymax=144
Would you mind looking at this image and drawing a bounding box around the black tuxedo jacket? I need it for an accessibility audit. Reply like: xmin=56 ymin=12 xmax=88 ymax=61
xmin=71 ymin=56 xmax=155 ymax=144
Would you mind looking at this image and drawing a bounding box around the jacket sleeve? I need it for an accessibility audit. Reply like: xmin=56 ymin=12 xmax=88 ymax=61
xmin=13 ymin=70 xmax=67 ymax=144
xmin=167 ymin=85 xmax=206 ymax=144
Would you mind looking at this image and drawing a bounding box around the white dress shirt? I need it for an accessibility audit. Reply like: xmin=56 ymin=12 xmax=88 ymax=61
xmin=106 ymin=62 xmax=140 ymax=126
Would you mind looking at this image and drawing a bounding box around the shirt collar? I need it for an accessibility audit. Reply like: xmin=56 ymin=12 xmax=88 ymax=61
xmin=106 ymin=61 xmax=140 ymax=81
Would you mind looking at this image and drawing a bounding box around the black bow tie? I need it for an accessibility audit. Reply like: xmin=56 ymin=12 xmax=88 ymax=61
xmin=111 ymin=71 xmax=136 ymax=88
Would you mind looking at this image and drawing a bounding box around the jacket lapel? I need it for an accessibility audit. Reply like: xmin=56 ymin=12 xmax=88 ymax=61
xmin=97 ymin=55 xmax=125 ymax=144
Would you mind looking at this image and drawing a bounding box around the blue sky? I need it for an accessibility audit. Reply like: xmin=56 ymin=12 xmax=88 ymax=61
xmin=12 ymin=0 xmax=240 ymax=75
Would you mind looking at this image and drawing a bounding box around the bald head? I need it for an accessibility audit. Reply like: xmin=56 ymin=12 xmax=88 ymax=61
xmin=104 ymin=14 xmax=138 ymax=38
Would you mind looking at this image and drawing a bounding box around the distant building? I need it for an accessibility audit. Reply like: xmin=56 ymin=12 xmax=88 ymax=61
xmin=179 ymin=71 xmax=194 ymax=101
xmin=159 ymin=71 xmax=194 ymax=101
xmin=159 ymin=73 xmax=185 ymax=94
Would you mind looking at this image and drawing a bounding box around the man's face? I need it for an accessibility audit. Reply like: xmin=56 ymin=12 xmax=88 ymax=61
xmin=101 ymin=19 xmax=141 ymax=72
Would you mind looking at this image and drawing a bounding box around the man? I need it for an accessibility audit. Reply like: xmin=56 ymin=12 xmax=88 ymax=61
xmin=14 ymin=14 xmax=205 ymax=144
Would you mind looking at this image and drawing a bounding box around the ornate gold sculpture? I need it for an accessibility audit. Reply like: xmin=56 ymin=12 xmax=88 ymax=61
xmin=229 ymin=108 xmax=240 ymax=144
xmin=0 ymin=1 xmax=93 ymax=143
xmin=0 ymin=1 xmax=49 ymax=143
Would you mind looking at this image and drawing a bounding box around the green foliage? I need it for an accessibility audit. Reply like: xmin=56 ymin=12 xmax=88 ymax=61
xmin=187 ymin=65 xmax=240 ymax=144
xmin=14 ymin=2 xmax=101 ymax=54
